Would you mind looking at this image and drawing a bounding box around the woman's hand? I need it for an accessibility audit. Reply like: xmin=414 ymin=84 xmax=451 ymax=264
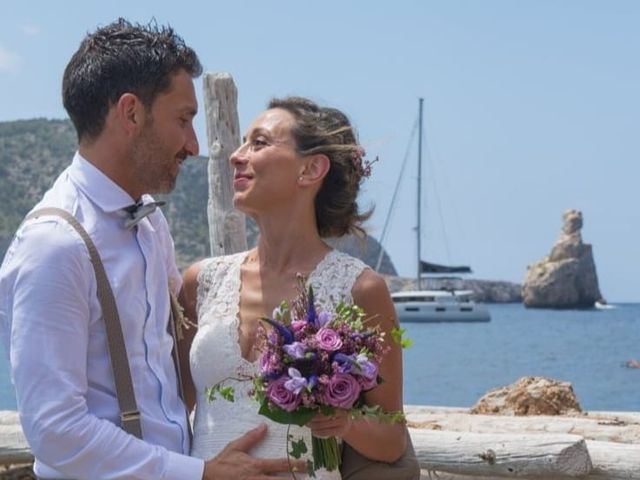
xmin=308 ymin=409 xmax=353 ymax=439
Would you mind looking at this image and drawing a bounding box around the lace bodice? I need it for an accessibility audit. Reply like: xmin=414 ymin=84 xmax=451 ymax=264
xmin=190 ymin=249 xmax=368 ymax=478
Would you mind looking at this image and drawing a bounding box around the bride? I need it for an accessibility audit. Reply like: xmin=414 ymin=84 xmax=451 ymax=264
xmin=179 ymin=97 xmax=410 ymax=478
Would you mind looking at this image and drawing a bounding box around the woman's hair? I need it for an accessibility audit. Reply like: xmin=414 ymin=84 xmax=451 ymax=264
xmin=268 ymin=96 xmax=373 ymax=238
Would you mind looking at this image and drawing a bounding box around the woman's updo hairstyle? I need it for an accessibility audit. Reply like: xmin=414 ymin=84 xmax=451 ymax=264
xmin=268 ymin=96 xmax=373 ymax=238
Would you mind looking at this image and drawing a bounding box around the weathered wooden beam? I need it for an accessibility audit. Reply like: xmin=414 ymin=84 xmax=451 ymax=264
xmin=202 ymin=72 xmax=247 ymax=256
xmin=0 ymin=411 xmax=31 ymax=465
xmin=416 ymin=440 xmax=640 ymax=480
xmin=586 ymin=440 xmax=640 ymax=480
xmin=404 ymin=405 xmax=640 ymax=444
xmin=410 ymin=429 xmax=592 ymax=478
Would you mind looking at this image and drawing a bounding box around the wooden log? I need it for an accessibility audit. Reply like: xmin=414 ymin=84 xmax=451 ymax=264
xmin=202 ymin=72 xmax=247 ymax=256
xmin=0 ymin=412 xmax=32 ymax=465
xmin=416 ymin=441 xmax=640 ymax=480
xmin=405 ymin=405 xmax=640 ymax=444
xmin=410 ymin=429 xmax=592 ymax=477
xmin=586 ymin=440 xmax=640 ymax=480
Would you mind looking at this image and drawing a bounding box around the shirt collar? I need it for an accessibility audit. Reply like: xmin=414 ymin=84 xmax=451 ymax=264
xmin=68 ymin=152 xmax=150 ymax=214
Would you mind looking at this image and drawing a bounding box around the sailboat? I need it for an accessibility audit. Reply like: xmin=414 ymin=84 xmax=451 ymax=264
xmin=385 ymin=98 xmax=491 ymax=323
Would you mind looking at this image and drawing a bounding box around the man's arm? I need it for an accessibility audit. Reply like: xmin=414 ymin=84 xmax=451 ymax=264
xmin=9 ymin=220 xmax=203 ymax=479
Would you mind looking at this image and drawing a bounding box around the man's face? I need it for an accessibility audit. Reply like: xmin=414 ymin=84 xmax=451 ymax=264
xmin=131 ymin=70 xmax=199 ymax=194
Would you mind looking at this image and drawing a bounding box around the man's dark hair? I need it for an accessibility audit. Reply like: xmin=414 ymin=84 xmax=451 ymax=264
xmin=62 ymin=18 xmax=202 ymax=141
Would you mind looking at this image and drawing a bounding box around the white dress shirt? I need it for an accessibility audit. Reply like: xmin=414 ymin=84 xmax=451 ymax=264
xmin=0 ymin=153 xmax=204 ymax=479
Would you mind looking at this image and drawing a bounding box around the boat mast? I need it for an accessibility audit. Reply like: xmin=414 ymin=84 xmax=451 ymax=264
xmin=417 ymin=97 xmax=424 ymax=289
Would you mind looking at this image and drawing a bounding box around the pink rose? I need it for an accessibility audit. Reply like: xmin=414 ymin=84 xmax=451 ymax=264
xmin=267 ymin=376 xmax=301 ymax=412
xmin=291 ymin=320 xmax=307 ymax=332
xmin=322 ymin=373 xmax=361 ymax=409
xmin=315 ymin=327 xmax=343 ymax=351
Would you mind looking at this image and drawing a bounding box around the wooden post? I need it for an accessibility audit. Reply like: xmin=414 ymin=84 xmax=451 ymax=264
xmin=202 ymin=72 xmax=247 ymax=256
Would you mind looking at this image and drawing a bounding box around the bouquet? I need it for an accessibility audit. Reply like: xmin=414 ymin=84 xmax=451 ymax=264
xmin=207 ymin=276 xmax=407 ymax=477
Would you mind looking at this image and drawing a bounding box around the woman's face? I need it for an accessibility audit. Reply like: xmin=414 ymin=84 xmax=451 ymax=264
xmin=230 ymin=108 xmax=303 ymax=213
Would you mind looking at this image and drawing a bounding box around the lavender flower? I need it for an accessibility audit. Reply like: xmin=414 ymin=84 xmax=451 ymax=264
xmin=262 ymin=317 xmax=294 ymax=344
xmin=317 ymin=311 xmax=334 ymax=328
xmin=283 ymin=341 xmax=306 ymax=359
xmin=284 ymin=367 xmax=308 ymax=395
xmin=306 ymin=286 xmax=318 ymax=325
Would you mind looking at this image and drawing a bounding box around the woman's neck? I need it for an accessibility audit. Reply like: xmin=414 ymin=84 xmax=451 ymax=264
xmin=251 ymin=210 xmax=330 ymax=275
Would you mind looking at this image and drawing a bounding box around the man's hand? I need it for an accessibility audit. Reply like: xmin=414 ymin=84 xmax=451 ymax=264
xmin=202 ymin=423 xmax=307 ymax=479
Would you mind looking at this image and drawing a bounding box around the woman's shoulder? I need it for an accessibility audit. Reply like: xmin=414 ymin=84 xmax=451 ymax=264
xmin=325 ymin=249 xmax=369 ymax=275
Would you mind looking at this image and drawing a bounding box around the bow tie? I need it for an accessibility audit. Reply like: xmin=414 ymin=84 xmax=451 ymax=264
xmin=122 ymin=200 xmax=166 ymax=229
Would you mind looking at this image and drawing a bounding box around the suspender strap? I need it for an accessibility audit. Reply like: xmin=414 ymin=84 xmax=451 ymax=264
xmin=25 ymin=207 xmax=143 ymax=439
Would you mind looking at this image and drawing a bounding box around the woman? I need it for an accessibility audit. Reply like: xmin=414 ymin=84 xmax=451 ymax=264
xmin=180 ymin=97 xmax=412 ymax=478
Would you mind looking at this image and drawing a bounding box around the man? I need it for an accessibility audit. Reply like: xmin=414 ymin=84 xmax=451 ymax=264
xmin=0 ymin=18 xmax=301 ymax=479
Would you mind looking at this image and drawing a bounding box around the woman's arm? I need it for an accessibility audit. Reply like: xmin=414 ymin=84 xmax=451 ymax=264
xmin=177 ymin=261 xmax=202 ymax=412
xmin=309 ymin=269 xmax=408 ymax=463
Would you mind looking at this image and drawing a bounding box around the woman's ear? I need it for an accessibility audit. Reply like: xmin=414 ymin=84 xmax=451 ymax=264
xmin=299 ymin=154 xmax=330 ymax=186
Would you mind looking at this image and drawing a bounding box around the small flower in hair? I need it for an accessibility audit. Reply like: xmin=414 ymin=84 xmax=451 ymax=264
xmin=351 ymin=146 xmax=378 ymax=178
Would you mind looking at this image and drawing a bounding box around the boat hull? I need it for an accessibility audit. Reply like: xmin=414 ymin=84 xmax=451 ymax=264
xmin=394 ymin=302 xmax=491 ymax=323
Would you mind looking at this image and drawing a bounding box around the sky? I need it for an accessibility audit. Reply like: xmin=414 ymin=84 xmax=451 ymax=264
xmin=1 ymin=1 xmax=639 ymax=302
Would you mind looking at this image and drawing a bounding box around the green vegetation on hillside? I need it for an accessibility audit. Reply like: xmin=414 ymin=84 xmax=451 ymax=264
xmin=0 ymin=118 xmax=210 ymax=268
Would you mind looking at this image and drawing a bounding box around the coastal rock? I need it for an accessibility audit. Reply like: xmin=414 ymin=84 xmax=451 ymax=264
xmin=383 ymin=275 xmax=522 ymax=303
xmin=470 ymin=376 xmax=582 ymax=416
xmin=522 ymin=209 xmax=604 ymax=309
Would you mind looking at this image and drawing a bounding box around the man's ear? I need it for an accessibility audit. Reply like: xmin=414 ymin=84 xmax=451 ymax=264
xmin=299 ymin=154 xmax=330 ymax=186
xmin=115 ymin=93 xmax=145 ymax=135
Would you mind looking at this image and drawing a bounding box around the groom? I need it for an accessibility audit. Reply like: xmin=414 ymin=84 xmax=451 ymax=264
xmin=0 ymin=18 xmax=302 ymax=479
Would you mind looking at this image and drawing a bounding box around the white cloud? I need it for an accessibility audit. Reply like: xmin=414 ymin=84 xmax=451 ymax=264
xmin=0 ymin=45 xmax=22 ymax=72
xmin=21 ymin=24 xmax=40 ymax=36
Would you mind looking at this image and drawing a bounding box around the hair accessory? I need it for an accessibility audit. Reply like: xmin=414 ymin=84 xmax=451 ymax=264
xmin=351 ymin=146 xmax=378 ymax=179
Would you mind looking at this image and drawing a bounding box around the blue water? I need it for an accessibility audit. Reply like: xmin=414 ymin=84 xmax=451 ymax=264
xmin=1 ymin=303 xmax=639 ymax=411
xmin=402 ymin=303 xmax=640 ymax=411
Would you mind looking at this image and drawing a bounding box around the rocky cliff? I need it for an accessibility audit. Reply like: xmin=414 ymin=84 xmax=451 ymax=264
xmin=0 ymin=118 xmax=519 ymax=302
xmin=522 ymin=209 xmax=604 ymax=309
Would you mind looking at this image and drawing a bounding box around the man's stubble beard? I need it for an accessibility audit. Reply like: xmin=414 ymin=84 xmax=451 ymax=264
xmin=131 ymin=125 xmax=177 ymax=195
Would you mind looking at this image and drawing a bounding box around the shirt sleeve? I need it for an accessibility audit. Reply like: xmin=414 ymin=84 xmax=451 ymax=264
xmin=8 ymin=219 xmax=204 ymax=480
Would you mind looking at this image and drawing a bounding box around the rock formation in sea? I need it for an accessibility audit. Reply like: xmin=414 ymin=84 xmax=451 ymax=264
xmin=470 ymin=376 xmax=583 ymax=416
xmin=522 ymin=209 xmax=604 ymax=309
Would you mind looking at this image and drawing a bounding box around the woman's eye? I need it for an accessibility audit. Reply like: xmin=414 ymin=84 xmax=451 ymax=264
xmin=252 ymin=138 xmax=268 ymax=147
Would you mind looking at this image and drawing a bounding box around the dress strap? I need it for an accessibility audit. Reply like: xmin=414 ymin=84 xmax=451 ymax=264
xmin=308 ymin=250 xmax=369 ymax=311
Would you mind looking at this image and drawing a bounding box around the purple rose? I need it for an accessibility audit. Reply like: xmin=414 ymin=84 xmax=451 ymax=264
xmin=322 ymin=373 xmax=361 ymax=409
xmin=267 ymin=376 xmax=301 ymax=412
xmin=283 ymin=341 xmax=306 ymax=359
xmin=315 ymin=327 xmax=343 ymax=351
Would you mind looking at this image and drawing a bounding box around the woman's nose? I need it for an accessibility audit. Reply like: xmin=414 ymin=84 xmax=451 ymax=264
xmin=229 ymin=143 xmax=247 ymax=166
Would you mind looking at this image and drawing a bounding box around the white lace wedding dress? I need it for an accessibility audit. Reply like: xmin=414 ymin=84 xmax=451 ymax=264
xmin=190 ymin=249 xmax=368 ymax=478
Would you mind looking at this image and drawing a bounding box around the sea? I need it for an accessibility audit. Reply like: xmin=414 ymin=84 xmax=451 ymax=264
xmin=1 ymin=303 xmax=639 ymax=412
